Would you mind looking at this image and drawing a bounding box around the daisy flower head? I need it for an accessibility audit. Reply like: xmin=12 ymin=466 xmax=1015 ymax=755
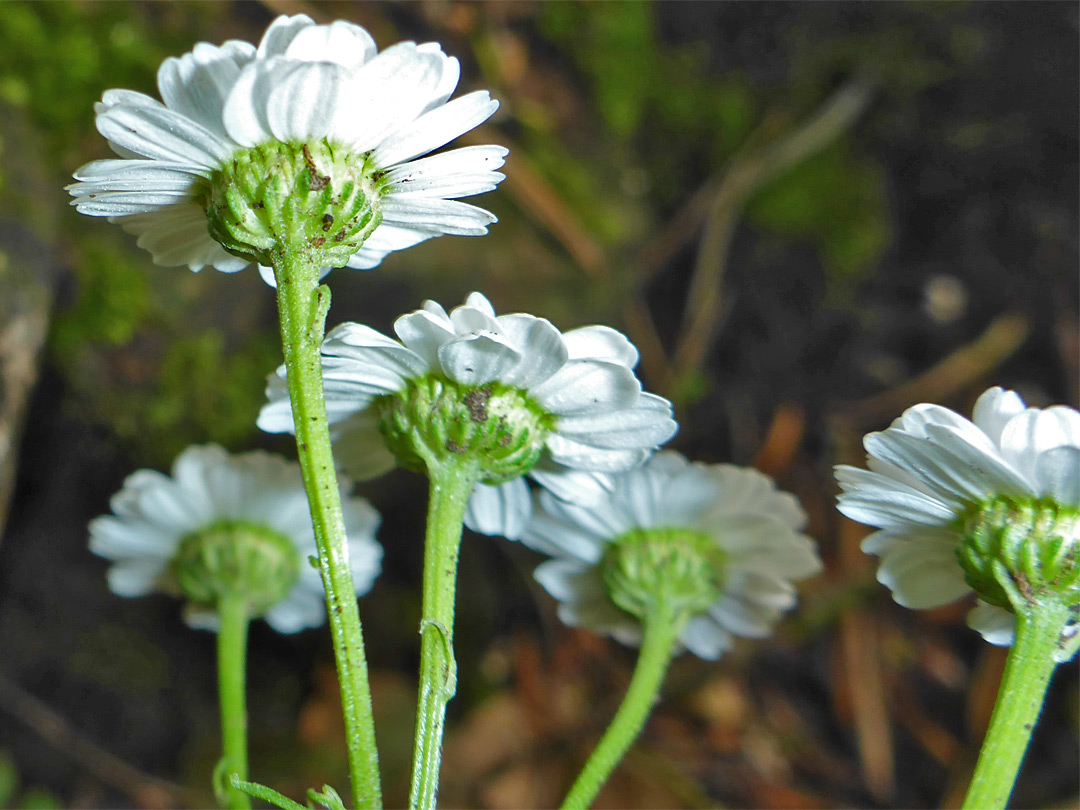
xmin=836 ymin=387 xmax=1079 ymax=650
xmin=522 ymin=451 xmax=823 ymax=660
xmin=67 ymin=14 xmax=506 ymax=281
xmin=89 ymin=444 xmax=383 ymax=633
xmin=257 ymin=292 xmax=678 ymax=538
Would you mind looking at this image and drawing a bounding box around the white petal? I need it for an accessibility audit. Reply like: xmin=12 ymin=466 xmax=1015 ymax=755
xmin=264 ymin=588 xmax=326 ymax=633
xmin=544 ymin=434 xmax=650 ymax=473
xmin=875 ymin=537 xmax=971 ymax=609
xmin=344 ymin=246 xmax=392 ymax=270
xmin=709 ymin=573 xmax=796 ymax=637
xmin=971 ymin=387 xmax=1028 ymax=447
xmin=703 ymin=464 xmax=806 ymax=530
xmin=836 ymin=466 xmax=957 ymax=528
xmin=895 ymin=403 xmax=999 ymax=455
xmin=533 ymin=558 xmax=594 ymax=601
xmin=997 ymin=406 xmax=1080 ymax=484
xmin=71 ymin=158 xmax=210 ymax=184
xmin=394 ymin=308 xmax=456 ymax=368
xmin=183 ymin=605 xmax=221 ymax=632
xmin=717 ymin=516 xmax=822 ymax=579
xmin=379 ymin=197 xmax=497 ymax=236
xmin=561 ymin=325 xmax=640 ymax=367
xmin=450 ymin=296 xmax=499 ymax=333
xmin=373 ymin=91 xmax=499 ymax=167
xmin=967 ymin=601 xmax=1015 ymax=646
xmin=68 ymin=193 xmax=198 ymax=217
xmin=333 ymin=410 xmax=398 ymax=481
xmin=1033 ymin=445 xmax=1080 ymax=506
xmin=157 ymin=40 xmax=255 ymax=139
xmin=863 ymin=430 xmax=985 ymax=505
xmin=387 ymin=171 xmax=504 ymax=199
xmin=97 ymin=103 xmax=231 ymax=167
xmin=415 ymin=43 xmax=460 ymax=113
xmin=532 ymin=360 xmax=641 ymax=417
xmin=464 ymin=478 xmax=532 ymax=539
xmin=115 ymin=206 xmax=246 ymax=272
xmin=257 ymin=14 xmax=316 ymax=59
xmin=437 ymin=333 xmax=522 ymax=385
xmin=267 ymin=61 xmax=349 ymax=142
xmin=555 ymin=392 xmax=676 ymax=449
xmin=523 ymin=489 xmax=630 ymax=561
xmin=88 ymin=516 xmax=177 ymax=561
xmin=528 ymin=465 xmax=615 ymax=506
xmin=324 ymin=322 xmax=429 ymax=384
xmin=679 ymin=615 xmax=732 ymax=660
xmin=282 ymin=20 xmax=377 ymax=70
xmin=257 ymin=371 xmax=295 ymax=433
xmin=494 ymin=314 xmax=568 ymax=389
xmin=223 ymin=57 xmax=296 ymax=147
xmin=105 ymin=560 xmax=166 ymax=597
xmin=363 ymin=223 xmax=439 ymax=252
xmin=384 ymin=145 xmax=507 ymax=194
xmin=336 ymin=44 xmax=445 ymax=151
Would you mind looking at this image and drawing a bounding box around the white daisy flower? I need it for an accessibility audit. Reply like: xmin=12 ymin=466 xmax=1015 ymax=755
xmin=89 ymin=444 xmax=383 ymax=633
xmin=836 ymin=386 xmax=1080 ymax=647
xmin=257 ymin=292 xmax=678 ymax=538
xmin=522 ymin=451 xmax=823 ymax=660
xmin=67 ymin=14 xmax=506 ymax=281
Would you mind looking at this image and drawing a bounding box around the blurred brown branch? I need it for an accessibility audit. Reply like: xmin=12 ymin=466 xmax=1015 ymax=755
xmin=0 ymin=674 xmax=191 ymax=809
xmin=665 ymin=80 xmax=875 ymax=396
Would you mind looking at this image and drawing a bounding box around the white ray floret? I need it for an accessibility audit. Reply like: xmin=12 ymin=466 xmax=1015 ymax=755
xmin=836 ymin=386 xmax=1080 ymax=646
xmin=89 ymin=444 xmax=382 ymax=633
xmin=67 ymin=14 xmax=506 ymax=281
xmin=521 ymin=451 xmax=822 ymax=660
xmin=258 ymin=292 xmax=678 ymax=537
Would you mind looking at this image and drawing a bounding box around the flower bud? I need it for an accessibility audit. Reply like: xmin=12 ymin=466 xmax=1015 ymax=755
xmin=376 ymin=376 xmax=555 ymax=483
xmin=171 ymin=520 xmax=301 ymax=616
xmin=956 ymin=495 xmax=1080 ymax=610
xmin=206 ymin=140 xmax=383 ymax=267
xmin=601 ymin=527 xmax=728 ymax=620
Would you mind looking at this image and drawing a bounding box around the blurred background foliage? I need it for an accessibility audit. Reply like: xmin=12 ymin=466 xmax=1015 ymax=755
xmin=0 ymin=2 xmax=1075 ymax=809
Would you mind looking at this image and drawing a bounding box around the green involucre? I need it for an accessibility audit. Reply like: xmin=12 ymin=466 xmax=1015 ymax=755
xmin=955 ymin=495 xmax=1080 ymax=610
xmin=601 ymin=527 xmax=727 ymax=620
xmin=172 ymin=519 xmax=301 ymax=616
xmin=206 ymin=139 xmax=384 ymax=267
xmin=376 ymin=376 xmax=556 ymax=484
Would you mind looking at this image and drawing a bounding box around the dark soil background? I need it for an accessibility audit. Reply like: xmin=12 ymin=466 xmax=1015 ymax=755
xmin=0 ymin=2 xmax=1076 ymax=808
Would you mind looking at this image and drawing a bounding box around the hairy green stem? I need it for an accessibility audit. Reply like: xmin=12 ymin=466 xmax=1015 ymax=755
xmin=961 ymin=598 xmax=1072 ymax=810
xmin=408 ymin=459 xmax=479 ymax=810
xmin=273 ymin=250 xmax=381 ymax=808
xmin=560 ymin=599 xmax=685 ymax=810
xmin=217 ymin=594 xmax=251 ymax=810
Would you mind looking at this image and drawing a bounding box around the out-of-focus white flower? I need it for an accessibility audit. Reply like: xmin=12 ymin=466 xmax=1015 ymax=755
xmin=258 ymin=292 xmax=678 ymax=537
xmin=67 ymin=14 xmax=505 ymax=281
xmin=522 ymin=451 xmax=822 ymax=660
xmin=89 ymin=444 xmax=382 ymax=633
xmin=836 ymin=387 xmax=1080 ymax=647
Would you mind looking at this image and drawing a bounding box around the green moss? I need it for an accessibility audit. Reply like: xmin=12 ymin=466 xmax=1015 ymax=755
xmin=50 ymin=233 xmax=153 ymax=356
xmin=144 ymin=329 xmax=281 ymax=463
xmin=746 ymin=139 xmax=891 ymax=286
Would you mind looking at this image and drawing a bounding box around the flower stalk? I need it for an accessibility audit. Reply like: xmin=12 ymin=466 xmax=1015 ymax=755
xmin=560 ymin=595 xmax=685 ymax=810
xmin=217 ymin=594 xmax=251 ymax=810
xmin=273 ymin=247 xmax=381 ymax=809
xmin=408 ymin=457 xmax=480 ymax=810
xmin=960 ymin=588 xmax=1074 ymax=809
